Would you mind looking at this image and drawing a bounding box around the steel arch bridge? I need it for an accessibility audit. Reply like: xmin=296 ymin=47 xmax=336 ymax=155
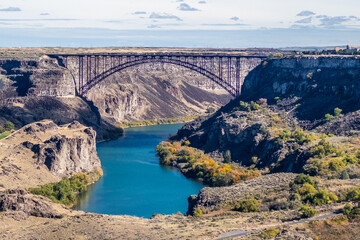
xmin=50 ymin=54 xmax=267 ymax=97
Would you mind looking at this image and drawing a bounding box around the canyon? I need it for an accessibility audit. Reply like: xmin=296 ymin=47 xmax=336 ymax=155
xmin=1 ymin=48 xmax=360 ymax=240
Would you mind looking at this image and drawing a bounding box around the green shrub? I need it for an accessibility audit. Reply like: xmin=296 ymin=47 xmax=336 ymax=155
xmin=28 ymin=173 xmax=90 ymax=206
xmin=328 ymin=159 xmax=346 ymax=171
xmin=342 ymin=155 xmax=360 ymax=165
xmin=309 ymin=139 xmax=338 ymax=158
xmin=307 ymin=190 xmax=338 ymax=205
xmin=297 ymin=183 xmax=317 ymax=197
xmin=300 ymin=205 xmax=317 ymax=218
xmin=223 ymin=150 xmax=231 ymax=163
xmin=259 ymin=228 xmax=279 ymax=239
xmin=279 ymin=129 xmax=291 ymax=141
xmin=0 ymin=126 xmax=5 ymax=133
xmin=325 ymin=108 xmax=342 ymax=122
xmin=346 ymin=187 xmax=360 ymax=202
xmin=234 ymin=101 xmax=261 ymax=112
xmin=343 ymin=204 xmax=360 ymax=220
xmin=278 ymin=129 xmax=315 ymax=145
xmin=293 ymin=128 xmax=308 ymax=145
xmin=334 ymin=107 xmax=342 ymax=117
xmin=193 ymin=207 xmax=203 ymax=217
xmin=344 ymin=204 xmax=353 ymax=217
xmin=4 ymin=121 xmax=14 ymax=131
xmin=234 ymin=199 xmax=259 ymax=212
xmin=325 ymin=114 xmax=335 ymax=122
xmin=0 ymin=132 xmax=11 ymax=140
xmin=291 ymin=174 xmax=315 ymax=186
xmin=340 ymin=170 xmax=350 ymax=180
xmin=290 ymin=193 xmax=302 ymax=201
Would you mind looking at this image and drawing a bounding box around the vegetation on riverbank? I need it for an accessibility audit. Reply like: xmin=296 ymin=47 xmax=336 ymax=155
xmin=118 ymin=116 xmax=199 ymax=128
xmin=28 ymin=173 xmax=92 ymax=206
xmin=0 ymin=121 xmax=14 ymax=140
xmin=156 ymin=141 xmax=261 ymax=186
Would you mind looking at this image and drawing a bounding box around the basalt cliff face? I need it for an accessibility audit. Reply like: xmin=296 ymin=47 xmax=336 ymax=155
xmin=0 ymin=53 xmax=234 ymax=133
xmin=84 ymin=64 xmax=232 ymax=123
xmin=0 ymin=55 xmax=75 ymax=98
xmin=174 ymin=56 xmax=360 ymax=171
xmin=242 ymin=56 xmax=360 ymax=120
xmin=0 ymin=120 xmax=101 ymax=189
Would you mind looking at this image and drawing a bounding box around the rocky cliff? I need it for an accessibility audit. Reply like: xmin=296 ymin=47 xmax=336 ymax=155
xmin=0 ymin=189 xmax=66 ymax=219
xmin=0 ymin=52 xmax=233 ymax=131
xmin=173 ymin=56 xmax=360 ymax=173
xmin=242 ymin=56 xmax=360 ymax=120
xmin=187 ymin=173 xmax=296 ymax=214
xmin=0 ymin=120 xmax=101 ymax=188
xmin=85 ymin=66 xmax=231 ymax=123
xmin=0 ymin=55 xmax=74 ymax=98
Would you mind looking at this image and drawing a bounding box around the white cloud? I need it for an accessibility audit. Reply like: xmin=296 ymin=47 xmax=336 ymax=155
xmin=150 ymin=13 xmax=182 ymax=21
xmin=178 ymin=3 xmax=199 ymax=11
xmin=132 ymin=11 xmax=147 ymax=15
xmin=0 ymin=7 xmax=21 ymax=12
xmin=0 ymin=0 xmax=359 ymax=31
xmin=295 ymin=17 xmax=312 ymax=24
xmin=297 ymin=10 xmax=315 ymax=17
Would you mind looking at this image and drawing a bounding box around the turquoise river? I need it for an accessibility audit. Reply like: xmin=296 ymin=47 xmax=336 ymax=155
xmin=74 ymin=123 xmax=204 ymax=218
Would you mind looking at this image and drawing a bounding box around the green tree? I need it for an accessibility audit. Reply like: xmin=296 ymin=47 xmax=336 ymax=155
xmin=297 ymin=183 xmax=317 ymax=197
xmin=224 ymin=150 xmax=231 ymax=163
xmin=325 ymin=113 xmax=335 ymax=122
xmin=334 ymin=108 xmax=342 ymax=117
xmin=4 ymin=121 xmax=14 ymax=131
xmin=300 ymin=205 xmax=317 ymax=218
xmin=235 ymin=199 xmax=259 ymax=212
xmin=193 ymin=207 xmax=203 ymax=217
xmin=292 ymin=174 xmax=315 ymax=186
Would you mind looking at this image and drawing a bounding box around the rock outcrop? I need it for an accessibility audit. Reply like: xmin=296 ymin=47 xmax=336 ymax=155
xmin=0 ymin=55 xmax=74 ymax=98
xmin=0 ymin=120 xmax=101 ymax=188
xmin=73 ymin=62 xmax=233 ymax=123
xmin=0 ymin=190 xmax=66 ymax=219
xmin=0 ymin=52 xmax=233 ymax=130
xmin=187 ymin=173 xmax=296 ymax=215
xmin=173 ymin=56 xmax=360 ymax=170
xmin=242 ymin=56 xmax=360 ymax=120
xmin=18 ymin=120 xmax=100 ymax=176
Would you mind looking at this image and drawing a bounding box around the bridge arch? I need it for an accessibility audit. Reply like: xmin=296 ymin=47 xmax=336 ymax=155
xmin=80 ymin=56 xmax=237 ymax=96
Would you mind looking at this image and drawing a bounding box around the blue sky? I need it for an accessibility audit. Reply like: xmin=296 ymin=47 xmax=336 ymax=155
xmin=0 ymin=0 xmax=359 ymax=47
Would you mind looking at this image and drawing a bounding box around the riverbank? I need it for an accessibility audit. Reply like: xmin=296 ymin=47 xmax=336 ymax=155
xmin=117 ymin=115 xmax=200 ymax=128
xmin=74 ymin=124 xmax=204 ymax=218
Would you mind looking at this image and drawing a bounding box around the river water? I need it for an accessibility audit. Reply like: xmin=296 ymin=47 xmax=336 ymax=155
xmin=74 ymin=124 xmax=203 ymax=218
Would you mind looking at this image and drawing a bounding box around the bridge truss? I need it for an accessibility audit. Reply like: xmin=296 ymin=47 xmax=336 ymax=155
xmin=51 ymin=54 xmax=266 ymax=97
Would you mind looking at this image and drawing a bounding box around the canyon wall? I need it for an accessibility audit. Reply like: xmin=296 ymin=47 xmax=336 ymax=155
xmin=0 ymin=120 xmax=101 ymax=189
xmin=0 ymin=54 xmax=236 ymax=129
xmin=242 ymin=56 xmax=360 ymax=119
xmin=174 ymin=56 xmax=360 ymax=169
